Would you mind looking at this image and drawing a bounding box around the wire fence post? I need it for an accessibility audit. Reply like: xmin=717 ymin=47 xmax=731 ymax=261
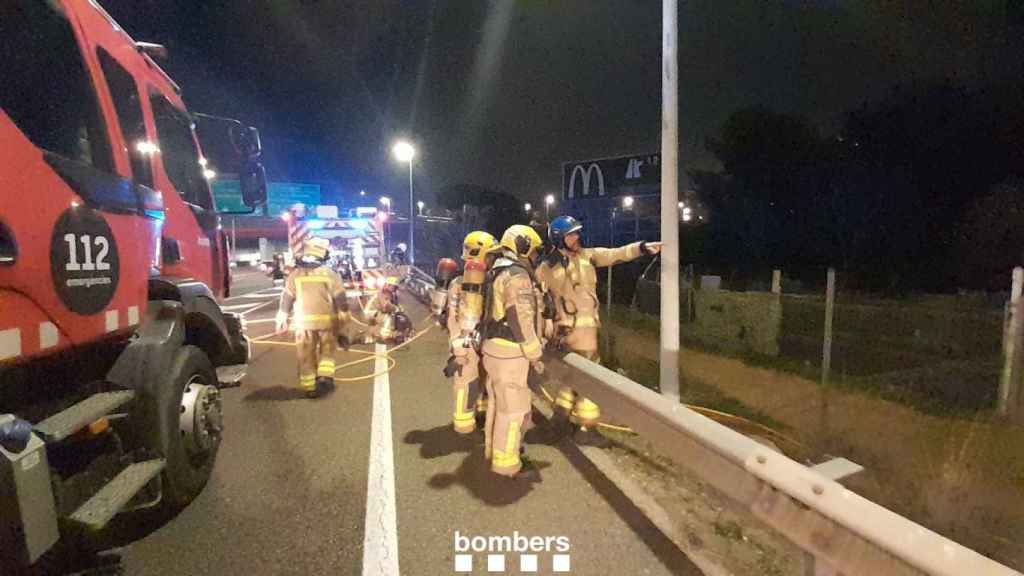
xmin=820 ymin=268 xmax=836 ymax=439
xmin=999 ymin=266 xmax=1024 ymax=422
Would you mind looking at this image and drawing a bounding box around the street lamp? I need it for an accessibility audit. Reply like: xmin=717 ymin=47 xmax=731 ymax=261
xmin=524 ymin=202 xmax=532 ymax=213
xmin=360 ymin=189 xmax=366 ymax=197
xmin=417 ymin=200 xmax=425 ymax=215
xmin=392 ymin=140 xmax=416 ymax=265
xmin=622 ymin=196 xmax=638 ymax=240
xmin=544 ymin=194 xmax=555 ymax=221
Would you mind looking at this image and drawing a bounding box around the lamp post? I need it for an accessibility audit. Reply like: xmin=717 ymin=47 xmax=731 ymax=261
xmin=544 ymin=194 xmax=555 ymax=222
xmin=417 ymin=200 xmax=425 ymax=216
xmin=380 ymin=196 xmax=391 ymax=255
xmin=392 ymin=140 xmax=416 ymax=265
xmin=524 ymin=202 xmax=532 ymax=213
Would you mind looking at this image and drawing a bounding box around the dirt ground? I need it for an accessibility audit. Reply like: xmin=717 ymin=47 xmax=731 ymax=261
xmin=606 ymin=324 xmax=1024 ymax=571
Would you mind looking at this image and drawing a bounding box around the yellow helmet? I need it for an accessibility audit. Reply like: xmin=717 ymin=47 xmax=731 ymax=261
xmin=301 ymin=237 xmax=329 ymax=261
xmin=500 ymin=225 xmax=543 ymax=259
xmin=462 ymin=230 xmax=498 ymax=263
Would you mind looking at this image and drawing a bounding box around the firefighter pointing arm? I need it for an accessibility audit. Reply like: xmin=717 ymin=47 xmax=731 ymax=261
xmin=535 ymin=215 xmax=660 ymax=446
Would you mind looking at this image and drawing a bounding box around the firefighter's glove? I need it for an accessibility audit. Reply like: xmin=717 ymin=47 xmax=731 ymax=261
xmin=275 ymin=311 xmax=289 ymax=333
xmin=443 ymin=355 xmax=462 ymax=378
xmin=530 ymin=360 xmax=546 ymax=376
xmin=640 ymin=241 xmax=664 ymax=256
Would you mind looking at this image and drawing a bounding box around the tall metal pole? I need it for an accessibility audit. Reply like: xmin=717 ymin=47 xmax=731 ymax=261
xmin=408 ymin=161 xmax=415 ymax=266
xmin=659 ymin=0 xmax=680 ymax=400
xmin=606 ymin=208 xmax=616 ymax=359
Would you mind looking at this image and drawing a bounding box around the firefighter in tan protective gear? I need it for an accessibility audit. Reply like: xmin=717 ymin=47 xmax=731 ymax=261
xmin=481 ymin=225 xmax=547 ymax=481
xmin=445 ymin=231 xmax=500 ymax=434
xmin=276 ymin=237 xmax=351 ymax=398
xmin=536 ymin=215 xmax=661 ymax=445
xmin=364 ymin=277 xmax=401 ymax=343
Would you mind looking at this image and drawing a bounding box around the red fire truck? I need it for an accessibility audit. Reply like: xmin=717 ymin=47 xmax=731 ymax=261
xmin=1 ymin=1 xmax=266 ymax=569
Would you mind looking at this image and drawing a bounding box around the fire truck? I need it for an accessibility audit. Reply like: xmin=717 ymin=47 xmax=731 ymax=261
xmin=285 ymin=207 xmax=389 ymax=296
xmin=0 ymin=1 xmax=266 ymax=569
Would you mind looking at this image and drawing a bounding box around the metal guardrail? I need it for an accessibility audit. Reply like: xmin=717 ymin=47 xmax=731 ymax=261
xmin=403 ymin=266 xmax=437 ymax=302
xmin=543 ymin=353 xmax=1022 ymax=576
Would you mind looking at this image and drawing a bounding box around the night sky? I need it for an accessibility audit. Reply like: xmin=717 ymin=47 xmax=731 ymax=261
xmin=102 ymin=0 xmax=1024 ymax=209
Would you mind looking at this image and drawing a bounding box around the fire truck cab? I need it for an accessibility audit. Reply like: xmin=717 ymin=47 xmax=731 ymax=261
xmin=1 ymin=0 xmax=266 ymax=569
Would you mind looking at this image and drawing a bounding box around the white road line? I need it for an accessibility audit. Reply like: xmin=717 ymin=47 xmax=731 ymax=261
xmin=222 ymin=304 xmax=261 ymax=312
xmin=240 ymin=299 xmax=278 ymax=317
xmin=242 ymin=317 xmax=277 ymax=325
xmin=362 ymin=343 xmax=400 ymax=576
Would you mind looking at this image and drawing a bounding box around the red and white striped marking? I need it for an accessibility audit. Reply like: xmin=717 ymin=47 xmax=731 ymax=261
xmin=0 ymin=305 xmax=142 ymax=362
xmin=288 ymin=218 xmax=310 ymax=256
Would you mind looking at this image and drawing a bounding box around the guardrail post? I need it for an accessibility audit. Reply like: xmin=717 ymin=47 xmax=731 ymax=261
xmin=999 ymin=267 xmax=1023 ymax=422
xmin=771 ymin=269 xmax=782 ymax=295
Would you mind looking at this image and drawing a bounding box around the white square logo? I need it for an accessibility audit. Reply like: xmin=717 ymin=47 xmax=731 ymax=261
xmin=454 ymin=554 xmax=473 ymax=572
xmin=520 ymin=554 xmax=538 ymax=572
xmin=553 ymin=554 xmax=571 ymax=572
xmin=487 ymin=554 xmax=505 ymax=572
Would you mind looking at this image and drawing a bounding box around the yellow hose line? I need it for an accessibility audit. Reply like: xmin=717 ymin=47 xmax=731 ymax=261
xmin=535 ymin=382 xmax=800 ymax=447
xmin=334 ymin=355 xmax=397 ymax=382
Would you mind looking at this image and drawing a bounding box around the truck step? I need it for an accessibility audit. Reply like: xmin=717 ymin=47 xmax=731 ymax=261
xmin=216 ymin=364 xmax=247 ymax=388
xmin=68 ymin=459 xmax=165 ymax=531
xmin=34 ymin=391 xmax=135 ymax=443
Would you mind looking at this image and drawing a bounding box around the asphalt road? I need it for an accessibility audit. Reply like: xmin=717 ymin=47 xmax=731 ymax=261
xmin=117 ymin=268 xmax=702 ymax=576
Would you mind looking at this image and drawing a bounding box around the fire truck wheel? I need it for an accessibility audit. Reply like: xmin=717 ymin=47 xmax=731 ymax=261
xmin=156 ymin=345 xmax=221 ymax=508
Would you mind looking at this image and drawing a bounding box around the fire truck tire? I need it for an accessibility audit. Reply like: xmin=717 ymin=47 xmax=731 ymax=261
xmin=152 ymin=345 xmax=221 ymax=508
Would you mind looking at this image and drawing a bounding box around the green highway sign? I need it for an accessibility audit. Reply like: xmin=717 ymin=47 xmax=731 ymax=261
xmin=212 ymin=179 xmax=321 ymax=215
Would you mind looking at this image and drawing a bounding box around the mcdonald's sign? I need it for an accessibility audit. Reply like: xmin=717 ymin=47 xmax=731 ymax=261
xmin=562 ymin=153 xmax=660 ymax=201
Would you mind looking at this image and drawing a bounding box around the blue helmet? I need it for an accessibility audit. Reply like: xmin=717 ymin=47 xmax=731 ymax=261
xmin=548 ymin=215 xmax=583 ymax=249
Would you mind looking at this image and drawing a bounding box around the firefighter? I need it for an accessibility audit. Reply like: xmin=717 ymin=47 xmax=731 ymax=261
xmin=445 ymin=231 xmax=500 ymax=434
xmin=536 ymin=215 xmax=661 ymax=445
xmin=481 ymin=225 xmax=546 ymax=481
xmin=364 ymin=276 xmax=401 ymax=343
xmin=276 ymin=237 xmax=351 ymax=398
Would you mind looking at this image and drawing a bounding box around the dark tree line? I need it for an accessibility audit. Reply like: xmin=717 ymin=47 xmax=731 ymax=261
xmin=690 ymin=80 xmax=1024 ymax=293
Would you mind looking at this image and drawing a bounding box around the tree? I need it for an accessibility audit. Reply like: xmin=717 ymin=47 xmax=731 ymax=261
xmin=436 ymin=183 xmax=522 ymax=236
xmin=950 ymin=177 xmax=1024 ymax=290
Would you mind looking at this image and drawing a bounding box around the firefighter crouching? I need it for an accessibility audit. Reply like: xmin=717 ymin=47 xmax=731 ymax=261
xmin=481 ymin=225 xmax=547 ymax=481
xmin=445 ymin=232 xmax=500 ymax=434
xmin=536 ymin=215 xmax=661 ymax=445
xmin=276 ymin=237 xmax=351 ymax=399
xmin=364 ymin=277 xmax=401 ymax=343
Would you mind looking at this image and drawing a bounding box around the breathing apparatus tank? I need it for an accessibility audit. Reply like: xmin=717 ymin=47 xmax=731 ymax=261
xmin=458 ymin=259 xmax=488 ymax=335
xmin=455 ymin=231 xmax=498 ymax=346
xmin=431 ymin=257 xmax=459 ymax=318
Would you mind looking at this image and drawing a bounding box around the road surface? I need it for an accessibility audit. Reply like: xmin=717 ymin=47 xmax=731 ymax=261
xmin=115 ymin=268 xmax=702 ymax=575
